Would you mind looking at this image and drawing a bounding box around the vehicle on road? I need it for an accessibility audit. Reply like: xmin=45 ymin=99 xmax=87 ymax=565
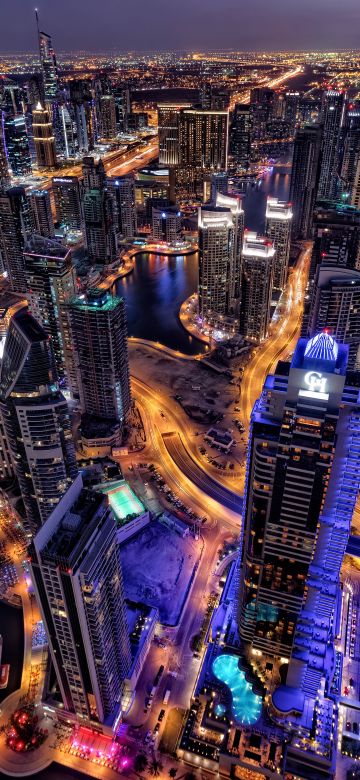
xmin=163 ymin=688 xmax=171 ymax=704
xmin=158 ymin=709 xmax=165 ymax=721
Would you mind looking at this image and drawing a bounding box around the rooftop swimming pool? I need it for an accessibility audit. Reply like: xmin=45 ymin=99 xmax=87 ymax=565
xmin=212 ymin=654 xmax=262 ymax=726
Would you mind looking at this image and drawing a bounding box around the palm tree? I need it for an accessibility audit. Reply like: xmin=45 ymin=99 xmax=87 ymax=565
xmin=169 ymin=770 xmax=178 ymax=779
xmin=147 ymin=757 xmax=163 ymax=776
xmin=134 ymin=753 xmax=148 ymax=775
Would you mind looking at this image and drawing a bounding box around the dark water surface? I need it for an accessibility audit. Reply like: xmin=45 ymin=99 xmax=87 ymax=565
xmin=116 ymin=169 xmax=290 ymax=354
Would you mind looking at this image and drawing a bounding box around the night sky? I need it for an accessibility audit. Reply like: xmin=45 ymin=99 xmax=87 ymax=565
xmin=1 ymin=0 xmax=360 ymax=53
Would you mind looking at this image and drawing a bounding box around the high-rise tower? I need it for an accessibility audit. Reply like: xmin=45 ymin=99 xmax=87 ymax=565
xmin=265 ymin=198 xmax=293 ymax=291
xmin=0 ymin=309 xmax=77 ymax=533
xmin=106 ymin=176 xmax=137 ymax=240
xmin=68 ymin=289 xmax=131 ymax=445
xmin=317 ymin=91 xmax=346 ymax=200
xmin=198 ymin=206 xmax=234 ymax=324
xmin=30 ymin=475 xmax=131 ymax=725
xmin=36 ymin=10 xmax=59 ymax=103
xmin=24 ymin=235 xmax=78 ymax=394
xmin=240 ymin=232 xmax=275 ymax=343
xmin=215 ymin=192 xmax=244 ymax=312
xmin=306 ymin=265 xmax=360 ymax=371
xmin=0 ymin=186 xmax=32 ymax=291
xmin=289 ymin=124 xmax=322 ymax=240
xmin=238 ymin=332 xmax=360 ymax=719
xmin=52 ymin=175 xmax=83 ymax=231
xmin=32 ymin=103 xmax=57 ymax=169
xmin=28 ymin=189 xmax=55 ymax=238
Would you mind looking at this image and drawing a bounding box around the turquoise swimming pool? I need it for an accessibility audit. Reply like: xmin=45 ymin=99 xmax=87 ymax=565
xmin=212 ymin=654 xmax=262 ymax=726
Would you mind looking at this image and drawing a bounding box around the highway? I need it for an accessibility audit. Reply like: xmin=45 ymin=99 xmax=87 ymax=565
xmin=37 ymin=137 xmax=159 ymax=190
xmin=162 ymin=432 xmax=242 ymax=514
xmin=230 ymin=65 xmax=303 ymax=109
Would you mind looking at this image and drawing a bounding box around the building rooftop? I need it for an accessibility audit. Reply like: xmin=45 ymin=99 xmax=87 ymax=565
xmin=41 ymin=488 xmax=106 ymax=567
xmin=266 ymin=197 xmax=293 ymax=221
xmin=24 ymin=234 xmax=70 ymax=261
xmin=242 ymin=231 xmax=275 ymax=259
xmin=304 ymin=331 xmax=339 ymax=363
xmin=70 ymin=289 xmax=124 ymax=313
xmin=98 ymin=480 xmax=145 ymax=524
xmin=292 ymin=333 xmax=348 ymax=375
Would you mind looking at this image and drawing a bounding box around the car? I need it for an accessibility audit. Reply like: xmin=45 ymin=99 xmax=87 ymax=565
xmin=158 ymin=709 xmax=165 ymax=721
xmin=153 ymin=723 xmax=160 ymax=734
xmin=353 ymin=722 xmax=359 ymax=734
xmin=346 ymin=721 xmax=352 ymax=731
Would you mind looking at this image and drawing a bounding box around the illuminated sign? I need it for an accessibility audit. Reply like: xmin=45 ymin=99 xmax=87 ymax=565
xmin=304 ymin=371 xmax=327 ymax=394
xmin=299 ymin=371 xmax=329 ymax=401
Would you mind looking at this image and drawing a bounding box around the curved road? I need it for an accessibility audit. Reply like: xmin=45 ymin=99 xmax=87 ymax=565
xmin=162 ymin=432 xmax=242 ymax=515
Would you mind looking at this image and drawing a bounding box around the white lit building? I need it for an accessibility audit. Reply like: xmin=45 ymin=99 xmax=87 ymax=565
xmin=240 ymin=232 xmax=275 ymax=343
xmin=265 ymin=197 xmax=293 ymax=291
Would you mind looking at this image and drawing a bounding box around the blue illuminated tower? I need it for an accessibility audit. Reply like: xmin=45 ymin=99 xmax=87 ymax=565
xmin=238 ymin=332 xmax=360 ymax=751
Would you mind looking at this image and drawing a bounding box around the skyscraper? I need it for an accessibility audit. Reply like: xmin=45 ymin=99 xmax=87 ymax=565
xmin=106 ymin=175 xmax=137 ymax=240
xmin=302 ymin=200 xmax=360 ymax=334
xmin=82 ymin=157 xmax=118 ymax=264
xmin=289 ymin=124 xmax=322 ymax=240
xmin=28 ymin=189 xmax=55 ymax=238
xmin=24 ymin=235 xmax=78 ymax=394
xmin=2 ymin=110 xmax=31 ymax=178
xmin=250 ymin=88 xmax=275 ymax=142
xmin=158 ymin=103 xmax=191 ymax=167
xmin=179 ymin=109 xmax=229 ymax=172
xmin=68 ymin=289 xmax=131 ymax=439
xmin=32 ymin=103 xmax=57 ymax=169
xmin=152 ymin=205 xmax=182 ymax=244
xmin=36 ymin=11 xmax=59 ymax=103
xmin=311 ymin=200 xmax=360 ymax=274
xmin=283 ymin=91 xmax=300 ymax=130
xmin=0 ymin=186 xmax=32 ymax=291
xmin=52 ymin=176 xmax=83 ymax=230
xmin=215 ymin=192 xmax=244 ymax=312
xmin=240 ymin=232 xmax=275 ymax=343
xmin=306 ymin=265 xmax=360 ymax=370
xmin=229 ymin=104 xmax=252 ymax=172
xmin=265 ymin=198 xmax=293 ymax=291
xmin=352 ymin=157 xmax=360 ymax=210
xmin=100 ymin=95 xmax=117 ymax=140
xmin=0 ymin=309 xmax=77 ymax=533
xmin=341 ymin=126 xmax=360 ymax=197
xmin=238 ymin=332 xmax=360 ymax=720
xmin=29 ymin=475 xmax=131 ymax=725
xmin=83 ymin=188 xmax=118 ymax=265
xmin=317 ymin=91 xmax=346 ymax=200
xmin=198 ymin=206 xmax=234 ymax=324
xmin=0 ymin=130 xmax=10 ymax=189
xmin=82 ymin=156 xmax=106 ymax=191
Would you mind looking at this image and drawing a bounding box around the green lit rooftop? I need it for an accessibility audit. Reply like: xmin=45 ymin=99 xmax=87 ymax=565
xmin=70 ymin=289 xmax=124 ymax=312
xmin=99 ymin=480 xmax=145 ymax=524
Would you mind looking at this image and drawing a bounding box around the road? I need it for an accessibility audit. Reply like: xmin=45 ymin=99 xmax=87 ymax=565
xmin=240 ymin=242 xmax=312 ymax=437
xmin=37 ymin=138 xmax=158 ymax=190
xmin=162 ymin=432 xmax=242 ymax=514
xmin=230 ymin=65 xmax=303 ymax=109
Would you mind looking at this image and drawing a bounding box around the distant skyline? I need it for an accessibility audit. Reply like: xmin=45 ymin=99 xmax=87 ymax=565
xmin=0 ymin=0 xmax=360 ymax=55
